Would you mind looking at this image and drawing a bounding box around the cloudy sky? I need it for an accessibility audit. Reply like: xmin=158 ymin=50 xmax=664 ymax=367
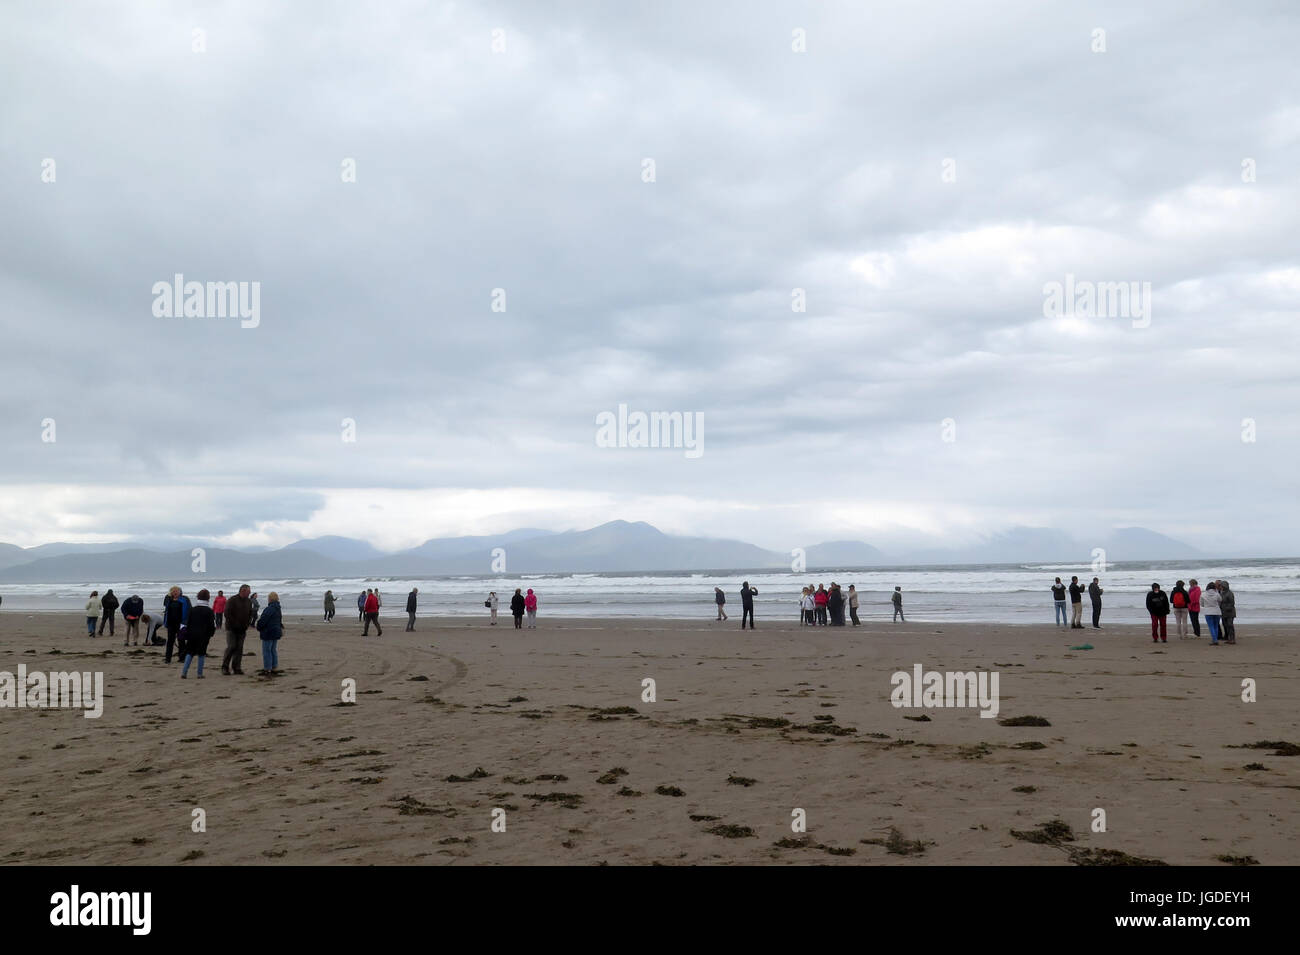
xmin=2 ymin=0 xmax=1298 ymax=555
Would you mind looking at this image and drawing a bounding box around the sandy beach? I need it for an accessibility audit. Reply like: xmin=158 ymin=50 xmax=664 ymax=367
xmin=1 ymin=613 xmax=1295 ymax=865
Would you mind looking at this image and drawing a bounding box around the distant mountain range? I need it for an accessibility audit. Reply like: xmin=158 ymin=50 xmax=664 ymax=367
xmin=0 ymin=521 xmax=1220 ymax=583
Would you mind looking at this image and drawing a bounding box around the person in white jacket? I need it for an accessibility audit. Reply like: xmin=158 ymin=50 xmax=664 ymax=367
xmin=84 ymin=591 xmax=100 ymax=637
xmin=1201 ymin=581 xmax=1223 ymax=644
xmin=800 ymin=588 xmax=815 ymax=626
xmin=488 ymin=591 xmax=499 ymax=625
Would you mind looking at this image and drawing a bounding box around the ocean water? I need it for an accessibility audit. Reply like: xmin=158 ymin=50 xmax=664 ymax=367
xmin=1 ymin=559 xmax=1297 ymax=624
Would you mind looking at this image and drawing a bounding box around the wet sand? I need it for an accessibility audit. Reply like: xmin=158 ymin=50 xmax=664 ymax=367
xmin=1 ymin=613 xmax=1295 ymax=865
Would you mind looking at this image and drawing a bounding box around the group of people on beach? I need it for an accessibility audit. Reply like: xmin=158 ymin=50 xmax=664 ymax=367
xmin=710 ymin=583 xmax=906 ymax=628
xmin=1050 ymin=575 xmax=1239 ymax=644
xmin=318 ymin=586 xmax=542 ymax=631
xmin=82 ymin=584 xmax=283 ymax=677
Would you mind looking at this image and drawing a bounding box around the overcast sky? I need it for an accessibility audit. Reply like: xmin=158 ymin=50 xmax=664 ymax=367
xmin=2 ymin=1 xmax=1298 ymax=555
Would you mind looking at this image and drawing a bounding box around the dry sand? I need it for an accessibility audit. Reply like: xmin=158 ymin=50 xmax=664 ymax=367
xmin=1 ymin=613 xmax=1295 ymax=865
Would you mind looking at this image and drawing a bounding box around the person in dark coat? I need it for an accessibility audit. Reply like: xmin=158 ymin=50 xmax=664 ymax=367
xmin=1145 ymin=583 xmax=1170 ymax=643
xmin=98 ymin=589 xmax=120 ymax=637
xmin=121 ymin=594 xmax=145 ymax=646
xmin=222 ymin=585 xmax=254 ymax=675
xmin=827 ymin=584 xmax=844 ymax=626
xmin=1087 ymin=577 xmax=1103 ymax=629
xmin=739 ymin=582 xmax=757 ymax=630
xmin=1217 ymin=580 xmax=1237 ymax=644
xmin=255 ymin=592 xmax=284 ymax=675
xmin=181 ymin=590 xmax=216 ymax=679
xmin=510 ymin=588 xmax=526 ymax=629
xmin=714 ymin=587 xmax=728 ymax=621
xmin=163 ymin=586 xmax=191 ymax=664
xmin=405 ymin=588 xmax=419 ymax=631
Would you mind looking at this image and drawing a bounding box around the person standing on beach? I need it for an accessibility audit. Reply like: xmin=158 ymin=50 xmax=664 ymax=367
xmin=323 ymin=590 xmax=335 ymax=622
xmin=1187 ymin=579 xmax=1202 ymax=637
xmin=739 ymin=582 xmax=757 ymax=630
xmin=1170 ymin=581 xmax=1190 ymax=638
xmin=357 ymin=590 xmax=366 ymax=621
xmin=714 ymin=587 xmax=728 ymax=621
xmin=1217 ymin=580 xmax=1237 ymax=644
xmin=488 ymin=591 xmax=498 ymax=625
xmin=121 ymin=593 xmax=144 ymax=646
xmin=814 ymin=584 xmax=828 ymax=626
xmin=892 ymin=586 xmax=905 ymax=623
xmin=181 ymin=590 xmax=216 ymax=679
xmin=1067 ymin=577 xmax=1084 ymax=629
xmin=222 ymin=584 xmax=253 ymax=675
xmin=212 ymin=590 xmax=227 ymax=628
xmin=828 ymin=584 xmax=844 ymax=626
xmin=98 ymin=589 xmax=119 ymax=637
xmin=1051 ymin=578 xmax=1067 ymax=627
xmin=405 ymin=587 xmax=419 ymax=631
xmin=85 ymin=591 xmax=100 ymax=636
xmin=249 ymin=592 xmax=261 ymax=625
xmin=848 ymin=584 xmax=861 ymax=626
xmin=524 ymin=588 xmax=538 ymax=628
xmin=510 ymin=588 xmax=525 ymax=628
xmin=1088 ymin=577 xmax=1103 ymax=629
xmin=363 ymin=589 xmax=382 ymax=636
xmin=163 ymin=586 xmax=192 ymax=664
xmin=1201 ymin=581 xmax=1222 ymax=644
xmin=1146 ymin=583 xmax=1170 ymax=643
xmin=255 ymin=591 xmax=283 ymax=675
xmin=800 ymin=587 xmax=814 ymax=626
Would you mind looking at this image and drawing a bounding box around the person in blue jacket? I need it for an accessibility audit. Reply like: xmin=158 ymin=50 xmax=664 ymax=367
xmin=163 ymin=586 xmax=192 ymax=664
xmin=255 ymin=591 xmax=284 ymax=676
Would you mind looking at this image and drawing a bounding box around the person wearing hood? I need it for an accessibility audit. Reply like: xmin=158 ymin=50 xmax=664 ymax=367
xmin=524 ymin=588 xmax=538 ymax=628
xmin=255 ymin=591 xmax=284 ymax=675
xmin=98 ymin=589 xmax=120 ymax=637
xmin=1201 ymin=581 xmax=1222 ymax=644
xmin=163 ymin=586 xmax=192 ymax=664
xmin=181 ymin=590 xmax=216 ymax=679
xmin=323 ymin=590 xmax=336 ymax=622
xmin=1170 ymin=581 xmax=1191 ymax=638
xmin=510 ymin=588 xmax=525 ymax=628
xmin=1087 ymin=577 xmax=1103 ymax=629
xmin=212 ymin=590 xmax=227 ymax=627
xmin=121 ymin=594 xmax=145 ymax=646
xmin=1217 ymin=580 xmax=1237 ymax=644
xmin=1145 ymin=583 xmax=1170 ymax=643
xmin=714 ymin=586 xmax=728 ymax=622
xmin=405 ymin=588 xmax=419 ymax=631
xmin=828 ymin=584 xmax=844 ymax=626
xmin=84 ymin=591 xmax=100 ymax=636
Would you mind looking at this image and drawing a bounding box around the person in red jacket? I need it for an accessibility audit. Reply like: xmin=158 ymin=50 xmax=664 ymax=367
xmin=814 ymin=584 xmax=829 ymax=626
xmin=362 ymin=588 xmax=383 ymax=636
xmin=212 ymin=590 xmax=227 ymax=628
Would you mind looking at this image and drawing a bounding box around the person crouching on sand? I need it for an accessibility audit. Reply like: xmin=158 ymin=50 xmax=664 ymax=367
xmin=510 ymin=588 xmax=525 ymax=628
xmin=524 ymin=588 xmax=538 ymax=628
xmin=255 ymin=592 xmax=283 ymax=675
xmin=84 ymin=591 xmax=99 ymax=636
xmin=182 ymin=590 xmax=216 ymax=679
xmin=714 ymin=586 xmax=728 ymax=621
xmin=1146 ymin=582 xmax=1170 ymax=643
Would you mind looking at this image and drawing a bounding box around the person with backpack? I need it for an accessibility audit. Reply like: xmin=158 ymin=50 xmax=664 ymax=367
xmin=1170 ymin=581 xmax=1191 ymax=638
xmin=121 ymin=594 xmax=145 ymax=646
xmin=1145 ymin=583 xmax=1170 ymax=643
xmin=714 ymin=587 xmax=728 ymax=621
xmin=255 ymin=591 xmax=284 ymax=675
xmin=1087 ymin=577 xmax=1103 ymax=628
xmin=524 ymin=588 xmax=539 ymax=628
xmin=1201 ymin=581 xmax=1222 ymax=644
xmin=98 ymin=589 xmax=120 ymax=637
xmin=363 ymin=589 xmax=382 ymax=636
xmin=510 ymin=588 xmax=525 ymax=628
xmin=1187 ymin=579 xmax=1202 ymax=637
xmin=405 ymin=588 xmax=419 ymax=631
xmin=181 ymin=589 xmax=216 ymax=679
xmin=1067 ymin=576 xmax=1085 ymax=629
xmin=1217 ymin=580 xmax=1237 ymax=644
xmin=1050 ymin=578 xmax=1068 ymax=626
xmin=739 ymin=582 xmax=757 ymax=630
xmin=84 ymin=591 xmax=100 ymax=637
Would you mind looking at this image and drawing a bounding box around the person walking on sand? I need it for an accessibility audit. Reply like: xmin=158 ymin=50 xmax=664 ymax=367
xmin=255 ymin=591 xmax=284 ymax=675
xmin=848 ymin=584 xmax=861 ymax=627
xmin=181 ymin=589 xmax=216 ymax=679
xmin=222 ymin=585 xmax=253 ymax=675
xmin=1217 ymin=580 xmax=1237 ymax=644
xmin=357 ymin=590 xmax=366 ymax=621
xmin=163 ymin=586 xmax=192 ymax=664
xmin=524 ymin=588 xmax=538 ymax=628
xmin=363 ymin=588 xmax=382 ymax=636
xmin=1088 ymin=577 xmax=1103 ymax=629
xmin=1202 ymin=581 xmax=1222 ymax=644
xmin=740 ymin=581 xmax=757 ymax=630
xmin=1146 ymin=582 xmax=1170 ymax=643
xmin=405 ymin=587 xmax=419 ymax=631
xmin=1051 ymin=578 xmax=1068 ymax=627
xmin=1067 ymin=576 xmax=1085 ymax=629
xmin=121 ymin=593 xmax=144 ymax=646
xmin=510 ymin=588 xmax=525 ymax=628
xmin=85 ymin=591 xmax=100 ymax=636
xmin=98 ymin=589 xmax=120 ymax=637
xmin=1188 ymin=579 xmax=1202 ymax=637
xmin=212 ymin=590 xmax=227 ymax=628
xmin=488 ymin=591 xmax=499 ymax=625
xmin=714 ymin=586 xmax=728 ymax=621
xmin=1170 ymin=580 xmax=1190 ymax=639
xmin=323 ymin=590 xmax=335 ymax=622
xmin=892 ymin=586 xmax=905 ymax=623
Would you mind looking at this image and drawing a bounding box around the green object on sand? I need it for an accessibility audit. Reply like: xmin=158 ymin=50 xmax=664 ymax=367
xmin=1068 ymin=644 xmax=1094 ymax=650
